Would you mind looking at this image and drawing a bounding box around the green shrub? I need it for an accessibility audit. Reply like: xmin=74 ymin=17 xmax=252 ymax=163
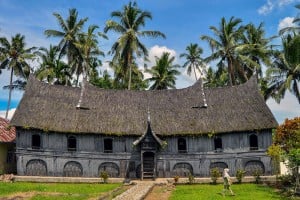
xmin=210 ymin=168 xmax=221 ymax=184
xmin=188 ymin=173 xmax=195 ymax=184
xmin=100 ymin=171 xmax=109 ymax=183
xmin=173 ymin=175 xmax=179 ymax=183
xmin=252 ymin=169 xmax=262 ymax=184
xmin=236 ymin=169 xmax=246 ymax=184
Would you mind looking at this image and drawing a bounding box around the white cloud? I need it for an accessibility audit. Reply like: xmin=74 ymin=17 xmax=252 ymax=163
xmin=267 ymin=92 xmax=300 ymax=124
xmin=258 ymin=0 xmax=298 ymax=15
xmin=278 ymin=17 xmax=295 ymax=32
xmin=258 ymin=0 xmax=275 ymax=15
xmin=0 ymin=108 xmax=16 ymax=120
xmin=137 ymin=45 xmax=178 ymax=80
xmin=148 ymin=45 xmax=177 ymax=66
xmin=278 ymin=0 xmax=294 ymax=7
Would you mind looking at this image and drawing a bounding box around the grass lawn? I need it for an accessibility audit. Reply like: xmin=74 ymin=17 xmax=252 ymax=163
xmin=0 ymin=182 xmax=121 ymax=200
xmin=170 ymin=184 xmax=287 ymax=200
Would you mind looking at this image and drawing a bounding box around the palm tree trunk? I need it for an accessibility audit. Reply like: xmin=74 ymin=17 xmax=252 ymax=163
xmin=128 ymin=53 xmax=132 ymax=90
xmin=76 ymin=72 xmax=80 ymax=87
xmin=193 ymin=64 xmax=198 ymax=81
xmin=5 ymin=68 xmax=14 ymax=119
xmin=227 ymin=57 xmax=234 ymax=86
xmin=76 ymin=62 xmax=87 ymax=109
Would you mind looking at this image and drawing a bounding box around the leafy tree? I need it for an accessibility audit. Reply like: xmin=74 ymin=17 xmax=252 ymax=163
xmin=74 ymin=25 xmax=105 ymax=108
xmin=268 ymin=117 xmax=300 ymax=193
xmin=180 ymin=43 xmax=206 ymax=80
xmin=146 ymin=52 xmax=180 ymax=90
xmin=0 ymin=34 xmax=35 ymax=119
xmin=201 ymin=17 xmax=244 ymax=85
xmin=108 ymin=56 xmax=148 ymax=90
xmin=265 ymin=34 xmax=300 ymax=103
xmin=104 ymin=1 xmax=165 ymax=90
xmin=204 ymin=67 xmax=228 ymax=88
xmin=90 ymin=70 xmax=114 ymax=89
xmin=238 ymin=23 xmax=274 ymax=79
xmin=45 ymin=8 xmax=88 ymax=85
xmin=74 ymin=25 xmax=106 ymax=80
xmin=35 ymin=45 xmax=71 ymax=85
xmin=273 ymin=117 xmax=300 ymax=152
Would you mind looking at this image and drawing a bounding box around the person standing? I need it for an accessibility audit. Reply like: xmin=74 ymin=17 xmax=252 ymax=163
xmin=222 ymin=168 xmax=235 ymax=196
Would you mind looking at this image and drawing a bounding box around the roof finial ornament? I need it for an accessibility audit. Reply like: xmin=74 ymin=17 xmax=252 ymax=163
xmin=147 ymin=107 xmax=151 ymax=123
xmin=199 ymin=68 xmax=208 ymax=108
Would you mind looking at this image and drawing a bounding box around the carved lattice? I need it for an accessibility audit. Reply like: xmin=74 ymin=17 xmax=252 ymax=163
xmin=63 ymin=161 xmax=83 ymax=177
xmin=99 ymin=162 xmax=119 ymax=177
xmin=172 ymin=163 xmax=193 ymax=177
xmin=26 ymin=159 xmax=47 ymax=176
xmin=245 ymin=161 xmax=265 ymax=175
xmin=210 ymin=162 xmax=228 ymax=174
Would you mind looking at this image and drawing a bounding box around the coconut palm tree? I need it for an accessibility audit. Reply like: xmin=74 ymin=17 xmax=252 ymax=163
xmin=201 ymin=17 xmax=244 ymax=85
xmin=204 ymin=67 xmax=228 ymax=88
xmin=35 ymin=45 xmax=71 ymax=85
xmin=265 ymin=34 xmax=300 ymax=103
xmin=0 ymin=34 xmax=35 ymax=119
xmin=109 ymin=57 xmax=148 ymax=90
xmin=44 ymin=8 xmax=88 ymax=85
xmin=238 ymin=23 xmax=274 ymax=79
xmin=90 ymin=70 xmax=114 ymax=89
xmin=74 ymin=25 xmax=106 ymax=80
xmin=104 ymin=1 xmax=165 ymax=90
xmin=146 ymin=52 xmax=180 ymax=90
xmin=180 ymin=43 xmax=206 ymax=81
xmin=73 ymin=25 xmax=106 ymax=108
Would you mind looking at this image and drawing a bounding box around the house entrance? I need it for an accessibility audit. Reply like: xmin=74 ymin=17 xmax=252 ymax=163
xmin=142 ymin=151 xmax=155 ymax=179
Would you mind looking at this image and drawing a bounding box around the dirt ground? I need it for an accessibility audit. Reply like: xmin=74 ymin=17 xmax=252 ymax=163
xmin=144 ymin=184 xmax=175 ymax=200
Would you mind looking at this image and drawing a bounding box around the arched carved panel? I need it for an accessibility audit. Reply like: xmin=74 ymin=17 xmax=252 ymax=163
xmin=172 ymin=163 xmax=193 ymax=177
xmin=99 ymin=162 xmax=119 ymax=178
xmin=209 ymin=162 xmax=228 ymax=174
xmin=63 ymin=161 xmax=83 ymax=177
xmin=26 ymin=159 xmax=47 ymax=176
xmin=245 ymin=160 xmax=265 ymax=175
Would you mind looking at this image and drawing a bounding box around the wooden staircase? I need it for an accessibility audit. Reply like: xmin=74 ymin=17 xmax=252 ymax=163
xmin=143 ymin=156 xmax=154 ymax=179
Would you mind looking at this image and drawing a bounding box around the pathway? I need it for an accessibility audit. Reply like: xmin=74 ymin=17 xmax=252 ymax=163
xmin=112 ymin=181 xmax=156 ymax=200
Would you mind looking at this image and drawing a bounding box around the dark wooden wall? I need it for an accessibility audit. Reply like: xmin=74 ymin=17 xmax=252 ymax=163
xmin=16 ymin=128 xmax=273 ymax=178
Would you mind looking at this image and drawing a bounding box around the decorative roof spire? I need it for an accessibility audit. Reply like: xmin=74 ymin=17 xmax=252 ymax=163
xmin=147 ymin=107 xmax=151 ymax=123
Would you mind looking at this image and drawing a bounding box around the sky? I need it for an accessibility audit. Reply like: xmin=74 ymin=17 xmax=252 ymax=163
xmin=0 ymin=0 xmax=300 ymax=124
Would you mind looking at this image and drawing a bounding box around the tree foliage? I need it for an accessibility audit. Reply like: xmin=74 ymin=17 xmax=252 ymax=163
xmin=268 ymin=117 xmax=300 ymax=192
xmin=104 ymin=1 xmax=165 ymax=90
xmin=273 ymin=117 xmax=300 ymax=152
xmin=0 ymin=34 xmax=35 ymax=119
xmin=146 ymin=52 xmax=180 ymax=90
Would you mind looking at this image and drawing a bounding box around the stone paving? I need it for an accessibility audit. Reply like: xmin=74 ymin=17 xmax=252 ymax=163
xmin=112 ymin=180 xmax=156 ymax=200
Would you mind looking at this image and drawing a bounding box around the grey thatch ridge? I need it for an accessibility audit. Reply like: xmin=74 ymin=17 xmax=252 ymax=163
xmin=11 ymin=76 xmax=278 ymax=136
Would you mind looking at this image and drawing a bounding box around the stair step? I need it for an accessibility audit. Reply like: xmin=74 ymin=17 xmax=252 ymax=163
xmin=143 ymin=175 xmax=154 ymax=178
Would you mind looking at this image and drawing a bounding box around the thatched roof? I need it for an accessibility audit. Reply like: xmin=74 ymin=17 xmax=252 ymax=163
xmin=11 ymin=76 xmax=277 ymax=136
xmin=0 ymin=117 xmax=16 ymax=142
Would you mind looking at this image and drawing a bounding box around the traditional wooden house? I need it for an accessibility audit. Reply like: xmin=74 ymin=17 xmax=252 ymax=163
xmin=0 ymin=117 xmax=16 ymax=174
xmin=11 ymin=76 xmax=277 ymax=179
